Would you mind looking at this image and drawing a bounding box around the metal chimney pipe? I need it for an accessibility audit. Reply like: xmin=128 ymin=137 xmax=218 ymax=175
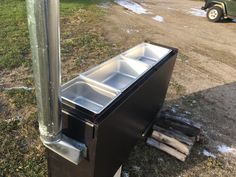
xmin=26 ymin=0 xmax=86 ymax=164
xmin=26 ymin=0 xmax=61 ymax=142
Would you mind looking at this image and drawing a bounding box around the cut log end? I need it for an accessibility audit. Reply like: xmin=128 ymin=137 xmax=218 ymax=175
xmin=146 ymin=110 xmax=201 ymax=162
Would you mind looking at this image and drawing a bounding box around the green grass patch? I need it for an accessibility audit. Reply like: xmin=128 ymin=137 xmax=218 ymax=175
xmin=5 ymin=88 xmax=36 ymax=109
xmin=61 ymin=0 xmax=104 ymax=16
xmin=0 ymin=0 xmax=105 ymax=70
xmin=0 ymin=113 xmax=47 ymax=177
xmin=0 ymin=0 xmax=30 ymax=70
xmin=169 ymin=80 xmax=186 ymax=95
xmin=178 ymin=52 xmax=189 ymax=62
xmin=60 ymin=1 xmax=121 ymax=81
xmin=1 ymin=1 xmax=117 ymax=176
xmin=72 ymin=32 xmax=119 ymax=68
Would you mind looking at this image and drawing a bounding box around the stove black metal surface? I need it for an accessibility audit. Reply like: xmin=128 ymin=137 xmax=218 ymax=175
xmin=47 ymin=42 xmax=178 ymax=177
xmin=26 ymin=1 xmax=177 ymax=176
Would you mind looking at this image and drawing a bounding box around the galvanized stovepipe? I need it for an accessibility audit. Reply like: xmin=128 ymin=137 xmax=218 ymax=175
xmin=26 ymin=0 xmax=86 ymax=164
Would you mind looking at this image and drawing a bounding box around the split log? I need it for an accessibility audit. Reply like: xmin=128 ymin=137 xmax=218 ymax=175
xmin=147 ymin=138 xmax=187 ymax=161
xmin=157 ymin=112 xmax=201 ymax=137
xmin=160 ymin=112 xmax=201 ymax=129
xmin=151 ymin=130 xmax=191 ymax=155
xmin=153 ymin=125 xmax=195 ymax=146
xmin=156 ymin=119 xmax=198 ymax=137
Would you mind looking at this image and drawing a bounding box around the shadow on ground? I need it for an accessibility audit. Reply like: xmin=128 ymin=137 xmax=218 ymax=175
xmin=220 ymin=18 xmax=236 ymax=23
xmin=124 ymin=82 xmax=236 ymax=177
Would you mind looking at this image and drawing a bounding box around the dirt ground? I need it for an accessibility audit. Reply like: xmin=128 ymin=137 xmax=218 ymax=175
xmin=101 ymin=0 xmax=236 ymax=176
xmin=1 ymin=0 xmax=236 ymax=176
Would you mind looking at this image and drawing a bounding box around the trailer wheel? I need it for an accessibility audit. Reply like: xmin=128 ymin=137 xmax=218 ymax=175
xmin=207 ymin=6 xmax=223 ymax=22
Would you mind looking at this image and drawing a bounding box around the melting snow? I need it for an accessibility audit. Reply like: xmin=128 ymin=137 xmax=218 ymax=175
xmin=167 ymin=7 xmax=175 ymax=10
xmin=189 ymin=8 xmax=206 ymax=17
xmin=122 ymin=171 xmax=129 ymax=177
xmin=126 ymin=29 xmax=139 ymax=34
xmin=4 ymin=86 xmax=33 ymax=91
xmin=115 ymin=0 xmax=148 ymax=14
xmin=217 ymin=145 xmax=236 ymax=155
xmin=98 ymin=2 xmax=112 ymax=9
xmin=166 ymin=7 xmax=180 ymax=12
xmin=153 ymin=15 xmax=164 ymax=22
xmin=203 ymin=149 xmax=216 ymax=158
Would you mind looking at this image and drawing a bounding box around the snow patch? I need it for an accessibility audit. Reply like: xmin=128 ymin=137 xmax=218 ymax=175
xmin=122 ymin=171 xmax=129 ymax=177
xmin=132 ymin=165 xmax=141 ymax=171
xmin=153 ymin=15 xmax=164 ymax=22
xmin=97 ymin=2 xmax=112 ymax=9
xmin=166 ymin=7 xmax=182 ymax=12
xmin=115 ymin=0 xmax=148 ymax=14
xmin=217 ymin=145 xmax=236 ymax=155
xmin=4 ymin=86 xmax=33 ymax=91
xmin=203 ymin=149 xmax=216 ymax=158
xmin=167 ymin=7 xmax=175 ymax=10
xmin=167 ymin=7 xmax=178 ymax=11
xmin=189 ymin=8 xmax=206 ymax=17
xmin=126 ymin=28 xmax=139 ymax=34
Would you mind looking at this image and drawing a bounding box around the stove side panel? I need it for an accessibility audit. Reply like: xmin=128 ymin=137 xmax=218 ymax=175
xmin=94 ymin=53 xmax=177 ymax=177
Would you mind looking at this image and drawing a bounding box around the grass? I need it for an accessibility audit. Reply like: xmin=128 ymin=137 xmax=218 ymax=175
xmin=0 ymin=0 xmax=30 ymax=70
xmin=178 ymin=52 xmax=189 ymax=62
xmin=60 ymin=0 xmax=121 ymax=82
xmin=61 ymin=26 xmax=120 ymax=78
xmin=4 ymin=89 xmax=36 ymax=109
xmin=60 ymin=0 xmax=106 ymax=16
xmin=0 ymin=113 xmax=47 ymax=177
xmin=123 ymin=141 xmax=226 ymax=177
xmin=0 ymin=0 xmax=117 ymax=176
xmin=0 ymin=0 xmax=108 ymax=70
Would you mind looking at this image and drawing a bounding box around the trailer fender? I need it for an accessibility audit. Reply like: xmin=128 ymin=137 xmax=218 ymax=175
xmin=209 ymin=2 xmax=227 ymax=16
